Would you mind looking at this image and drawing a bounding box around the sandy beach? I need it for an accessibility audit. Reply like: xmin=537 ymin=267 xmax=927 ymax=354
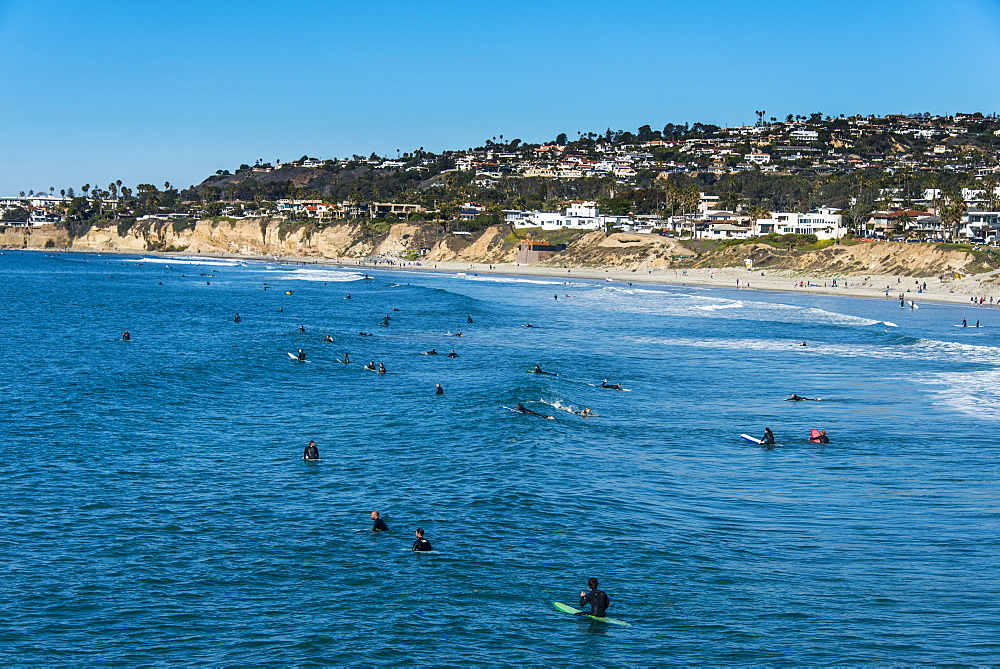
xmin=246 ymin=254 xmax=1000 ymax=308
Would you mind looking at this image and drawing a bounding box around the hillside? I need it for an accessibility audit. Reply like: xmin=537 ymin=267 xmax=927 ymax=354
xmin=5 ymin=219 xmax=996 ymax=283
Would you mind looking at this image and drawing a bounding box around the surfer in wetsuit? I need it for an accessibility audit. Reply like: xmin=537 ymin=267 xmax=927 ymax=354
xmin=425 ymin=348 xmax=438 ymax=355
xmin=364 ymin=361 xmax=376 ymax=371
xmin=600 ymin=379 xmax=622 ymax=390
xmin=323 ymin=334 xmax=333 ymax=343
xmin=467 ymin=315 xmax=473 ymax=323
xmin=234 ymin=313 xmax=241 ymax=323
xmin=761 ymin=428 xmax=775 ymax=445
xmin=785 ymin=394 xmax=817 ymax=401
xmin=447 ymin=350 xmax=458 ymax=358
xmin=412 ymin=528 xmax=432 ymax=551
xmin=514 ymin=402 xmax=549 ymax=418
xmin=435 ymin=383 xmax=444 ymax=395
xmin=371 ymin=510 xmax=388 ymax=532
xmin=299 ymin=325 xmax=306 ymax=332
xmin=303 ymin=440 xmax=320 ymax=460
xmin=121 ymin=330 xmax=131 ymax=341
xmin=378 ymin=363 xmax=387 ymax=375
xmin=578 ymin=577 xmax=610 ymax=618
xmin=532 ymin=365 xmax=544 ymax=373
xmin=340 ymin=352 xmax=350 ymax=363
xmin=297 ymin=348 xmax=306 ymax=361
xmin=810 ymin=430 xmax=830 ymax=444
xmin=578 ymin=407 xmax=594 ymax=416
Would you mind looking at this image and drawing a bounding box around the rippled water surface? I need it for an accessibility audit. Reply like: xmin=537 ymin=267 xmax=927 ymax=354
xmin=2 ymin=251 xmax=999 ymax=664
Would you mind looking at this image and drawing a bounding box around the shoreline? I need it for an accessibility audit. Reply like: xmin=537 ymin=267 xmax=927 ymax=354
xmin=20 ymin=246 xmax=1000 ymax=308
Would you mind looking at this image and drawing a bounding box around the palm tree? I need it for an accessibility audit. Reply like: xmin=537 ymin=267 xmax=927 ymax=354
xmin=939 ymin=190 xmax=967 ymax=240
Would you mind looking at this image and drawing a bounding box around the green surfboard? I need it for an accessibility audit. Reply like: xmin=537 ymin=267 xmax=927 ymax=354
xmin=552 ymin=601 xmax=629 ymax=626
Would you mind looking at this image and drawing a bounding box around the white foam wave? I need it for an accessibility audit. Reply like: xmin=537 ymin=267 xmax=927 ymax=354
xmin=694 ymin=301 xmax=745 ymax=311
xmin=913 ymin=369 xmax=1000 ymax=419
xmin=271 ymin=269 xmax=368 ymax=282
xmin=134 ymin=257 xmax=242 ymax=267
xmin=632 ymin=335 xmax=1000 ymax=365
xmin=457 ymin=275 xmax=565 ymax=286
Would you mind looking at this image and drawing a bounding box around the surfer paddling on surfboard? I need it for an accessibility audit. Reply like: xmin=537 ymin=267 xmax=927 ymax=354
xmin=513 ymin=402 xmax=550 ymax=418
xmin=600 ymin=379 xmax=622 ymax=390
xmin=785 ymin=394 xmax=820 ymax=401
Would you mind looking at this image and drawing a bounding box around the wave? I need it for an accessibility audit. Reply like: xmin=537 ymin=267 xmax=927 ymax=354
xmin=134 ymin=257 xmax=243 ymax=267
xmin=456 ymin=275 xmax=566 ymax=286
xmin=914 ymin=368 xmax=1000 ymax=419
xmin=270 ymin=269 xmax=369 ymax=282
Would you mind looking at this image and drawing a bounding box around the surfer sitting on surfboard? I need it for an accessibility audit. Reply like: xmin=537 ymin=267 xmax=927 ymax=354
xmin=761 ymin=428 xmax=775 ymax=445
xmin=297 ymin=348 xmax=306 ymax=362
xmin=412 ymin=528 xmax=432 ymax=552
xmin=578 ymin=577 xmax=610 ymax=618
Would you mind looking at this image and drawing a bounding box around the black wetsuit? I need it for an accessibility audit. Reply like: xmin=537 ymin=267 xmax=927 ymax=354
xmin=372 ymin=517 xmax=388 ymax=532
xmin=412 ymin=537 xmax=433 ymax=551
xmin=436 ymin=385 xmax=444 ymax=395
xmin=303 ymin=444 xmax=319 ymax=460
xmin=447 ymin=352 xmax=458 ymax=358
xmin=762 ymin=430 xmax=775 ymax=445
xmin=816 ymin=434 xmax=830 ymax=444
xmin=297 ymin=351 xmax=306 ymax=361
xmin=579 ymin=589 xmax=610 ymax=617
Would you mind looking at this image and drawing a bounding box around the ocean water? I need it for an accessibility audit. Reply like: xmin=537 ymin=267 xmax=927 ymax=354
xmin=2 ymin=250 xmax=999 ymax=665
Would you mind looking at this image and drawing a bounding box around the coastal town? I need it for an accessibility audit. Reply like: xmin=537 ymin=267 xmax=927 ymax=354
xmin=3 ymin=111 xmax=1000 ymax=244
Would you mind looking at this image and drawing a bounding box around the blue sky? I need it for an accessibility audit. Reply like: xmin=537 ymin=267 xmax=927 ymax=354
xmin=1 ymin=0 xmax=999 ymax=194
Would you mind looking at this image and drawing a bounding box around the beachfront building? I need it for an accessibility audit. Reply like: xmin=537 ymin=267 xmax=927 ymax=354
xmin=504 ymin=201 xmax=638 ymax=231
xmin=961 ymin=209 xmax=1000 ymax=242
xmin=753 ymin=208 xmax=846 ymax=240
xmin=515 ymin=239 xmax=567 ymax=263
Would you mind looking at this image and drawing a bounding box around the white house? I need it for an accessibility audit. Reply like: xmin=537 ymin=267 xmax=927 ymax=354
xmin=505 ymin=201 xmax=638 ymax=231
xmin=754 ymin=208 xmax=845 ymax=240
xmin=789 ymin=129 xmax=820 ymax=142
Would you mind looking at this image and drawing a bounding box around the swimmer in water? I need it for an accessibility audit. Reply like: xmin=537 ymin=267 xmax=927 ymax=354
xmin=412 ymin=528 xmax=432 ymax=552
xmin=299 ymin=325 xmax=306 ymax=333
xmin=234 ymin=313 xmax=242 ymax=323
xmin=435 ymin=383 xmax=444 ymax=395
xmin=303 ymin=440 xmax=320 ymax=461
xmin=371 ymin=510 xmax=388 ymax=532
xmin=447 ymin=350 xmax=458 ymax=358
xmin=121 ymin=330 xmax=131 ymax=341
xmin=323 ymin=334 xmax=333 ymax=343
xmin=378 ymin=363 xmax=387 ymax=375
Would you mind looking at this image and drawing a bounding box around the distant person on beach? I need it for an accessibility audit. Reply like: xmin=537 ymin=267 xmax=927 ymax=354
xmin=578 ymin=577 xmax=611 ymax=618
xmin=371 ymin=511 xmax=388 ymax=532
xmin=761 ymin=428 xmax=775 ymax=445
xmin=297 ymin=348 xmax=306 ymax=361
xmin=121 ymin=330 xmax=131 ymax=341
xmin=303 ymin=440 xmax=320 ymax=460
xmin=412 ymin=528 xmax=432 ymax=551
